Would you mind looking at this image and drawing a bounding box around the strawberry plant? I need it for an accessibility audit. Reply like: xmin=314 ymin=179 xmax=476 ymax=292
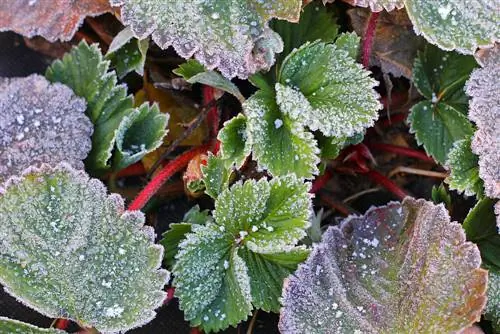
xmin=0 ymin=0 xmax=498 ymax=333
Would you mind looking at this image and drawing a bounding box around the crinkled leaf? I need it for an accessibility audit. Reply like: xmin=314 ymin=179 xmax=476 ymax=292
xmin=280 ymin=198 xmax=487 ymax=333
xmin=245 ymin=90 xmax=320 ymax=179
xmin=174 ymin=176 xmax=311 ymax=331
xmin=0 ymin=317 xmax=63 ymax=333
xmin=445 ymin=137 xmax=483 ymax=197
xmin=114 ymin=103 xmax=168 ymax=171
xmin=201 ymin=154 xmax=231 ymax=199
xmin=111 ymin=0 xmax=303 ymax=79
xmin=106 ymin=27 xmax=149 ymax=78
xmin=173 ymin=60 xmax=244 ymax=102
xmin=0 ymin=164 xmax=169 ymax=332
xmin=0 ymin=74 xmax=92 ymax=182
xmin=0 ymin=0 xmax=110 ymax=42
xmin=334 ymin=0 xmax=404 ymax=12
xmin=277 ymin=41 xmax=381 ymax=138
xmin=217 ymin=114 xmax=251 ymax=168
xmin=404 ymin=0 xmax=500 ymax=54
xmin=466 ymin=53 xmax=500 ymax=199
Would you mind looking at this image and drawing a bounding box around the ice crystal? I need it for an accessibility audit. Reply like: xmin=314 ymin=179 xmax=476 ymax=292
xmin=0 ymin=164 xmax=169 ymax=332
xmin=110 ymin=0 xmax=302 ymax=79
xmin=280 ymin=198 xmax=487 ymax=333
xmin=0 ymin=74 xmax=92 ymax=182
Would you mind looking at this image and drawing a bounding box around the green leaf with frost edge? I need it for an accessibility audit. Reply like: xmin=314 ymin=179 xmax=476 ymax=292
xmin=106 ymin=27 xmax=149 ymax=79
xmin=217 ymin=114 xmax=252 ymax=168
xmin=0 ymin=163 xmax=169 ymax=332
xmin=323 ymin=0 xmax=404 ymax=12
xmin=0 ymin=317 xmax=63 ymax=333
xmin=173 ymin=176 xmax=312 ymax=332
xmin=46 ymin=41 xmax=168 ymax=173
xmin=279 ymin=198 xmax=487 ymax=334
xmin=445 ymin=137 xmax=483 ymax=197
xmin=201 ymin=153 xmax=231 ymax=199
xmin=111 ymin=0 xmax=302 ymax=79
xmin=404 ymin=0 xmax=499 ymax=55
xmin=485 ymin=266 xmax=500 ymax=331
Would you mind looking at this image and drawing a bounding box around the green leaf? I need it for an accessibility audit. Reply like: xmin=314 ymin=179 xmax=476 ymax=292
xmin=0 ymin=164 xmax=169 ymax=332
xmin=113 ymin=103 xmax=168 ymax=171
xmin=217 ymin=114 xmax=252 ymax=168
xmin=445 ymin=138 xmax=483 ymax=197
xmin=111 ymin=0 xmax=303 ymax=79
xmin=245 ymin=90 xmax=320 ymax=179
xmin=280 ymin=198 xmax=488 ymax=334
xmin=46 ymin=41 xmax=168 ymax=173
xmin=174 ymin=176 xmax=312 ymax=331
xmin=485 ymin=266 xmax=500 ymax=331
xmin=404 ymin=0 xmax=499 ymax=54
xmin=277 ymin=41 xmax=382 ymax=138
xmin=173 ymin=60 xmax=244 ymax=102
xmin=334 ymin=32 xmax=361 ymax=60
xmin=0 ymin=74 xmax=92 ymax=183
xmin=106 ymin=27 xmax=149 ymax=78
xmin=463 ymin=197 xmax=498 ymax=242
xmin=0 ymin=317 xmax=64 ymax=333
xmin=431 ymin=183 xmax=451 ymax=210
xmin=201 ymin=153 xmax=231 ymax=199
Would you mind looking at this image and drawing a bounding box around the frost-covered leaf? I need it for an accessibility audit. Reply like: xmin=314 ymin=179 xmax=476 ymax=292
xmin=0 ymin=74 xmax=92 ymax=182
xmin=0 ymin=0 xmax=110 ymax=42
xmin=0 ymin=317 xmax=64 ymax=333
xmin=201 ymin=153 xmax=231 ymax=199
xmin=404 ymin=0 xmax=500 ymax=54
xmin=445 ymin=137 xmax=483 ymax=197
xmin=245 ymin=90 xmax=320 ymax=179
xmin=408 ymin=45 xmax=476 ymax=164
xmin=466 ymin=52 xmax=500 ymax=199
xmin=334 ymin=32 xmax=361 ymax=60
xmin=173 ymin=60 xmax=244 ymax=102
xmin=277 ymin=41 xmax=382 ymax=138
xmin=174 ymin=176 xmax=311 ymax=331
xmin=485 ymin=267 xmax=500 ymax=331
xmin=0 ymin=164 xmax=169 ymax=332
xmin=106 ymin=27 xmax=149 ymax=78
xmin=217 ymin=114 xmax=251 ymax=168
xmin=46 ymin=41 xmax=168 ymax=173
xmin=111 ymin=0 xmax=303 ymax=79
xmin=280 ymin=197 xmax=488 ymax=333
xmin=114 ymin=103 xmax=168 ymax=171
xmin=335 ymin=0 xmax=404 ymax=12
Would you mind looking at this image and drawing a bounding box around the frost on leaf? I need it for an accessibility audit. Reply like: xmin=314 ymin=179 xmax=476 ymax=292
xmin=111 ymin=0 xmax=303 ymax=79
xmin=201 ymin=153 xmax=231 ymax=199
xmin=277 ymin=41 xmax=382 ymax=138
xmin=173 ymin=176 xmax=311 ymax=332
xmin=465 ymin=52 xmax=500 ymax=199
xmin=0 ymin=0 xmax=110 ymax=42
xmin=0 ymin=74 xmax=92 ymax=183
xmin=336 ymin=0 xmax=404 ymax=12
xmin=445 ymin=138 xmax=483 ymax=197
xmin=404 ymin=0 xmax=499 ymax=54
xmin=217 ymin=114 xmax=252 ymax=169
xmin=279 ymin=198 xmax=488 ymax=334
xmin=0 ymin=164 xmax=169 ymax=332
xmin=485 ymin=267 xmax=500 ymax=331
xmin=0 ymin=317 xmax=63 ymax=333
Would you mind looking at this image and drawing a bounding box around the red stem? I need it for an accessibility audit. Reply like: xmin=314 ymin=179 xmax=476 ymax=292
xmin=203 ymin=86 xmax=219 ymax=139
xmin=55 ymin=319 xmax=70 ymax=330
xmin=366 ymin=143 xmax=434 ymax=163
xmin=310 ymin=170 xmax=333 ymax=194
xmin=362 ymin=12 xmax=380 ymax=68
xmin=365 ymin=170 xmax=408 ymax=200
xmin=127 ymin=144 xmax=210 ymax=211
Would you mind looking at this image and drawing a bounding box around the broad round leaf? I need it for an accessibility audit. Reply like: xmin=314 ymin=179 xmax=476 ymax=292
xmin=280 ymin=198 xmax=487 ymax=333
xmin=0 ymin=164 xmax=169 ymax=332
xmin=0 ymin=74 xmax=92 ymax=182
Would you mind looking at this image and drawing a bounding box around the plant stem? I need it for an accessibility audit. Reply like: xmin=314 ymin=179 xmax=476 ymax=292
xmin=362 ymin=12 xmax=380 ymax=68
xmin=203 ymin=86 xmax=220 ymax=139
xmin=310 ymin=169 xmax=333 ymax=193
xmin=128 ymin=144 xmax=210 ymax=211
xmin=365 ymin=170 xmax=408 ymax=200
xmin=53 ymin=319 xmax=69 ymax=330
xmin=366 ymin=143 xmax=435 ymax=163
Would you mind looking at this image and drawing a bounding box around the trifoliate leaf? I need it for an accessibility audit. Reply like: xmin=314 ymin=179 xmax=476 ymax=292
xmin=280 ymin=198 xmax=488 ymax=334
xmin=106 ymin=27 xmax=149 ymax=78
xmin=485 ymin=266 xmax=500 ymax=331
xmin=445 ymin=137 xmax=483 ymax=197
xmin=114 ymin=103 xmax=168 ymax=171
xmin=173 ymin=60 xmax=244 ymax=102
xmin=201 ymin=153 xmax=231 ymax=199
xmin=217 ymin=114 xmax=252 ymax=168
xmin=0 ymin=317 xmax=64 ymax=334
xmin=245 ymin=90 xmax=320 ymax=179
xmin=0 ymin=164 xmax=169 ymax=332
xmin=111 ymin=0 xmax=302 ymax=79
xmin=408 ymin=46 xmax=476 ymax=164
xmin=46 ymin=41 xmax=168 ymax=173
xmin=0 ymin=0 xmax=110 ymax=42
xmin=466 ymin=52 xmax=500 ymax=199
xmin=0 ymin=74 xmax=93 ymax=183
xmin=404 ymin=0 xmax=500 ymax=54
xmin=174 ymin=176 xmax=312 ymax=331
xmin=277 ymin=41 xmax=382 ymax=138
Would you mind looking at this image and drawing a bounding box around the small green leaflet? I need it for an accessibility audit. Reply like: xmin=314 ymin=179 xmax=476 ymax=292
xmin=0 ymin=164 xmax=169 ymax=332
xmin=173 ymin=176 xmax=311 ymax=332
xmin=408 ymin=45 xmax=476 ymax=164
xmin=106 ymin=27 xmax=149 ymax=79
xmin=280 ymin=198 xmax=488 ymax=334
xmin=201 ymin=153 xmax=231 ymax=199
xmin=445 ymin=137 xmax=483 ymax=197
xmin=0 ymin=317 xmax=64 ymax=333
xmin=46 ymin=41 xmax=168 ymax=174
xmin=217 ymin=114 xmax=251 ymax=168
